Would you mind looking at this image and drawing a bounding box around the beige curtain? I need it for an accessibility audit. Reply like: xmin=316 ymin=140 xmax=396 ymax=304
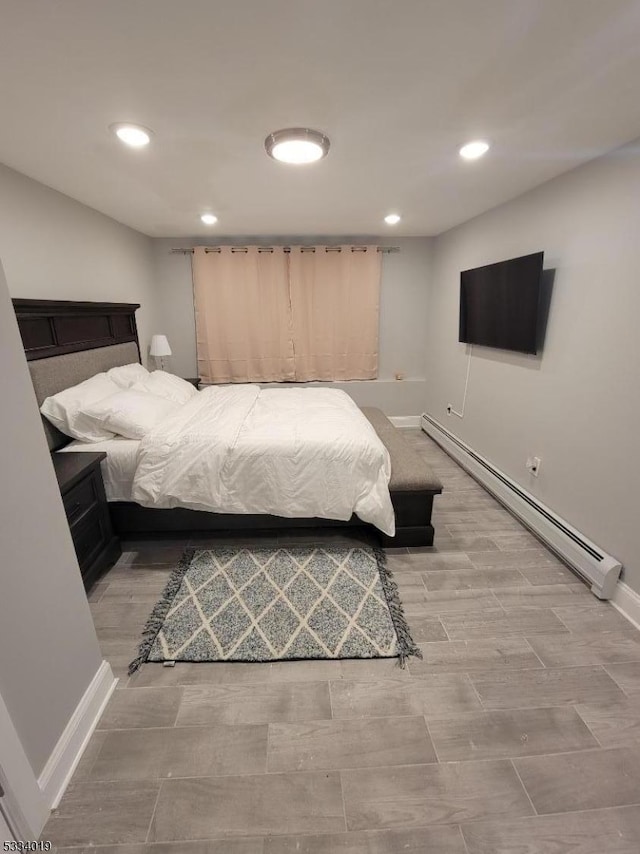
xmin=289 ymin=246 xmax=381 ymax=381
xmin=193 ymin=246 xmax=294 ymax=383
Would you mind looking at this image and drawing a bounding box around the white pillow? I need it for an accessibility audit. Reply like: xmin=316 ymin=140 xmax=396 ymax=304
xmin=107 ymin=363 xmax=149 ymax=388
xmin=132 ymin=371 xmax=198 ymax=405
xmin=79 ymin=389 xmax=180 ymax=440
xmin=41 ymin=373 xmax=119 ymax=442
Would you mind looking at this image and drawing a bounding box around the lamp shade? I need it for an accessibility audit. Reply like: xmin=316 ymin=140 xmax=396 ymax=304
xmin=149 ymin=334 xmax=172 ymax=357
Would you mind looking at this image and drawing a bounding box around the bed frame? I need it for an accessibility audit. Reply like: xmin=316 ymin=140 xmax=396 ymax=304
xmin=14 ymin=298 xmax=438 ymax=546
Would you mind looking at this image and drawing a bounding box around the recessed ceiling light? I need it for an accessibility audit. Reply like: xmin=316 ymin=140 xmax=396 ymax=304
xmin=110 ymin=123 xmax=152 ymax=148
xmin=459 ymin=140 xmax=490 ymax=160
xmin=265 ymin=128 xmax=330 ymax=164
xmin=200 ymin=213 xmax=218 ymax=225
xmin=384 ymin=213 xmax=401 ymax=225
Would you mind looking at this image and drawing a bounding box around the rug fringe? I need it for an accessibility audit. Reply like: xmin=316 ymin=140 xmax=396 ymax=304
xmin=127 ymin=544 xmax=420 ymax=673
xmin=372 ymin=545 xmax=423 ymax=668
xmin=127 ymin=547 xmax=196 ymax=675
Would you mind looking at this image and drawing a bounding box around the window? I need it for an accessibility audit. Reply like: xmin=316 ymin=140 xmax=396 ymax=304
xmin=193 ymin=245 xmax=381 ymax=383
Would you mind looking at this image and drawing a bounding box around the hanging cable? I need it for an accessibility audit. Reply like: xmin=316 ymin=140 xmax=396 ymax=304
xmin=450 ymin=345 xmax=473 ymax=418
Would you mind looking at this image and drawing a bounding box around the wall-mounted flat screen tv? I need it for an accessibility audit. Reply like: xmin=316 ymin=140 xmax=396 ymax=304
xmin=459 ymin=251 xmax=544 ymax=354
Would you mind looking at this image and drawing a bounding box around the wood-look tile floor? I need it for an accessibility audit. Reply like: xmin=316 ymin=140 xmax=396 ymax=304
xmin=45 ymin=430 xmax=640 ymax=853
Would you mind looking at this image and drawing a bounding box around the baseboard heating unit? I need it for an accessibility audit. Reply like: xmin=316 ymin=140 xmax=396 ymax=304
xmin=421 ymin=413 xmax=622 ymax=600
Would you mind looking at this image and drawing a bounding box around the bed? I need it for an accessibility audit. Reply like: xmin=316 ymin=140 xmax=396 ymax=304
xmin=14 ymin=298 xmax=442 ymax=546
xmin=60 ymin=437 xmax=139 ymax=502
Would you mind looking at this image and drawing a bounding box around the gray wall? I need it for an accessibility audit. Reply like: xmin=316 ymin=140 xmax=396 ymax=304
xmin=152 ymin=236 xmax=432 ymax=415
xmin=0 ymin=163 xmax=157 ymax=363
xmin=426 ymin=139 xmax=640 ymax=593
xmin=0 ymin=261 xmax=103 ymax=776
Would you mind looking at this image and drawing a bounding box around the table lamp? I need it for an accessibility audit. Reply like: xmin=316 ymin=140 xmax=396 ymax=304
xmin=149 ymin=334 xmax=172 ymax=370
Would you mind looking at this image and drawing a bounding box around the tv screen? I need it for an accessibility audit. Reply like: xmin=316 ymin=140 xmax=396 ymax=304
xmin=459 ymin=251 xmax=544 ymax=354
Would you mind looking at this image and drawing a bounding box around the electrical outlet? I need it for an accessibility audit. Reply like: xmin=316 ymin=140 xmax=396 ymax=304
xmin=446 ymin=404 xmax=452 ymax=415
xmin=526 ymin=456 xmax=541 ymax=477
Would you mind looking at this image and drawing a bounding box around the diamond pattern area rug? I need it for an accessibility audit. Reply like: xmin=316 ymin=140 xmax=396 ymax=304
xmin=129 ymin=546 xmax=420 ymax=672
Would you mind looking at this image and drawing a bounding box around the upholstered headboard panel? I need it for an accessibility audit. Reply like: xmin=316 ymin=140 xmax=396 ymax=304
xmin=29 ymin=341 xmax=141 ymax=450
xmin=12 ymin=298 xmax=141 ymax=451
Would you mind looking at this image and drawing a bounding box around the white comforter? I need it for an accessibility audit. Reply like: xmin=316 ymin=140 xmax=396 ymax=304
xmin=131 ymin=385 xmax=395 ymax=536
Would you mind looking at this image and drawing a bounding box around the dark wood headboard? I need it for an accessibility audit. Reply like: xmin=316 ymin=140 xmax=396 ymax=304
xmin=13 ymin=298 xmax=142 ymax=451
xmin=12 ymin=298 xmax=141 ymax=361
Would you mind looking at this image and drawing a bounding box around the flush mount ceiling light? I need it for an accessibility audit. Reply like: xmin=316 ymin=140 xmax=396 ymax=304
xmin=200 ymin=213 xmax=218 ymax=225
xmin=459 ymin=139 xmax=490 ymax=160
xmin=110 ymin=123 xmax=153 ymax=148
xmin=384 ymin=213 xmax=401 ymax=225
xmin=265 ymin=128 xmax=330 ymax=164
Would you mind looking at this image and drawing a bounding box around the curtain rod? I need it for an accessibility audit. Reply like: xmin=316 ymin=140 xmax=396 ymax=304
xmin=169 ymin=245 xmax=400 ymax=255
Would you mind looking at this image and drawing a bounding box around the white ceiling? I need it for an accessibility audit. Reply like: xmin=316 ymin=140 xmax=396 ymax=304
xmin=2 ymin=0 xmax=640 ymax=238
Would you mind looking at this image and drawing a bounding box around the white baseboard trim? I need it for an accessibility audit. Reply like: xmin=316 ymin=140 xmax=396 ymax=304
xmin=389 ymin=416 xmax=422 ymax=428
xmin=38 ymin=660 xmax=117 ymax=810
xmin=0 ymin=694 xmax=49 ymax=839
xmin=611 ymin=582 xmax=640 ymax=631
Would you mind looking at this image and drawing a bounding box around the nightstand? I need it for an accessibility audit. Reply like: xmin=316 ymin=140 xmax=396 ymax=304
xmin=183 ymin=377 xmax=201 ymax=388
xmin=52 ymin=452 xmax=121 ymax=589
